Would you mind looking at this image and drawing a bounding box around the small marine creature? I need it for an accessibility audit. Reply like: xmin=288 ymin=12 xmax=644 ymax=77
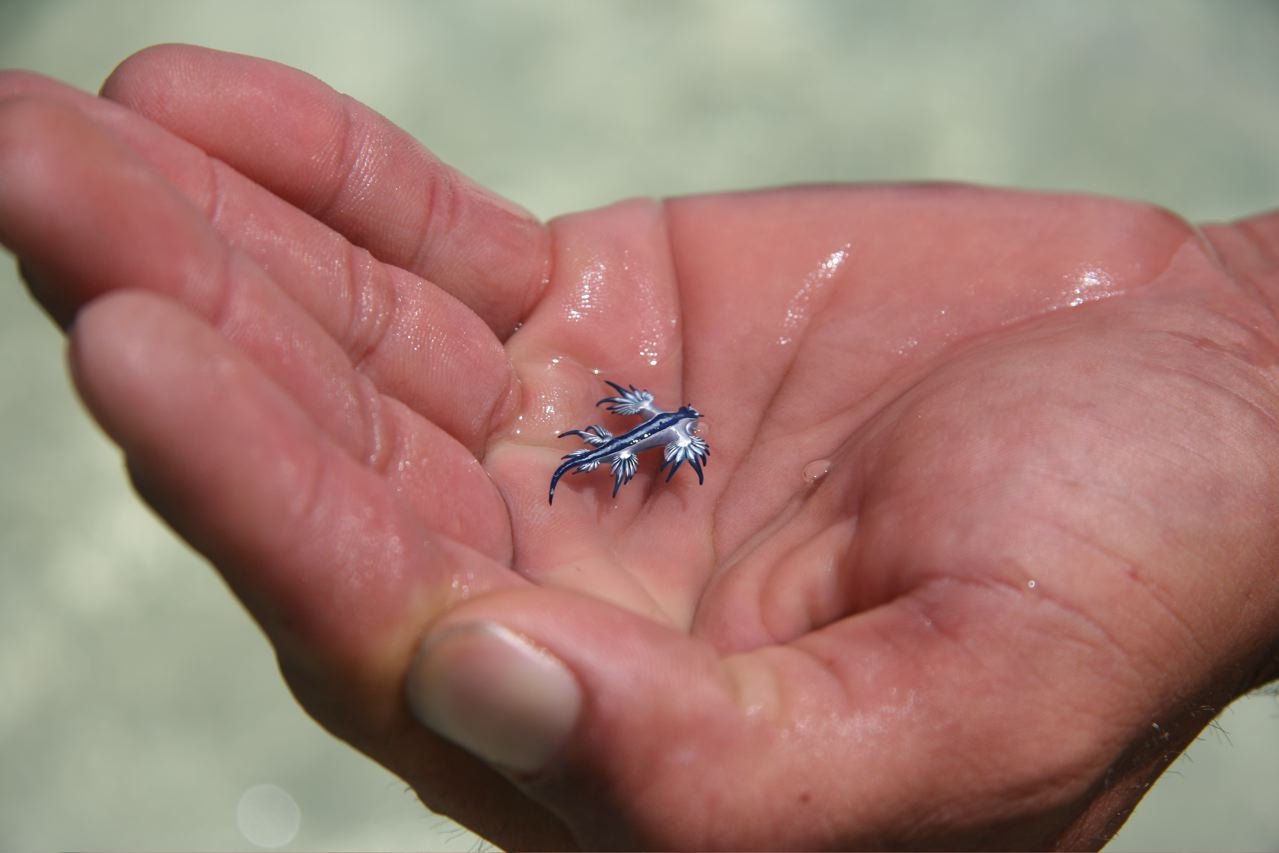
xmin=548 ymin=380 xmax=709 ymax=504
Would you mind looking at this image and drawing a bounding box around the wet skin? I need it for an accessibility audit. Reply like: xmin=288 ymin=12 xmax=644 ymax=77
xmin=2 ymin=45 xmax=1279 ymax=851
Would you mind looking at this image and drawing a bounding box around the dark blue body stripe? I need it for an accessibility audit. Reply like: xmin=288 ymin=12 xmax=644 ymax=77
xmin=548 ymin=408 xmax=696 ymax=502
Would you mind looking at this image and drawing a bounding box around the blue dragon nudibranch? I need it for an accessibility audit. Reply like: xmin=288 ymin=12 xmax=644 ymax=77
xmin=548 ymin=380 xmax=709 ymax=504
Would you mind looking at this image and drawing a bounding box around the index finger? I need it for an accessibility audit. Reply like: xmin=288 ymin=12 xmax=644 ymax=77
xmin=101 ymin=44 xmax=551 ymax=338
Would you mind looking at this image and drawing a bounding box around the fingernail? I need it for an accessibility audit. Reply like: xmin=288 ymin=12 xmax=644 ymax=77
xmin=406 ymin=622 xmax=581 ymax=774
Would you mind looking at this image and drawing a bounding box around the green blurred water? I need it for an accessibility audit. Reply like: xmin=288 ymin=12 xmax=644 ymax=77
xmin=2 ymin=1 xmax=1277 ymax=849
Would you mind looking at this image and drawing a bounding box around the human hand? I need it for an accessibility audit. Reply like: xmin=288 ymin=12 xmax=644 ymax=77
xmin=2 ymin=45 xmax=1277 ymax=850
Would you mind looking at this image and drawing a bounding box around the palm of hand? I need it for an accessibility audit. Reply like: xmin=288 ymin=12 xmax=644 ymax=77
xmin=482 ymin=185 xmax=1211 ymax=647
xmin=4 ymin=46 xmax=1278 ymax=851
xmin=319 ymin=185 xmax=1276 ymax=850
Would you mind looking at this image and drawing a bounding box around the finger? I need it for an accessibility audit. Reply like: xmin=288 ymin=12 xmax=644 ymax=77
xmin=69 ymin=290 xmax=566 ymax=847
xmin=70 ymin=290 xmax=523 ymax=710
xmin=101 ymin=43 xmax=551 ymax=337
xmin=2 ymin=95 xmax=516 ymax=501
xmin=0 ymin=96 xmax=512 ymax=556
xmin=401 ymin=580 xmax=1155 ymax=850
xmin=0 ymin=75 xmax=519 ymax=452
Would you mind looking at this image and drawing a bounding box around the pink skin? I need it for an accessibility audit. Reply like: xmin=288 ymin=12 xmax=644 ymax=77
xmin=2 ymin=44 xmax=1279 ymax=850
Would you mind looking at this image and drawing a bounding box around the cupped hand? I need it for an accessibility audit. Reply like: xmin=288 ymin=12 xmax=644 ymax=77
xmin=3 ymin=46 xmax=1278 ymax=851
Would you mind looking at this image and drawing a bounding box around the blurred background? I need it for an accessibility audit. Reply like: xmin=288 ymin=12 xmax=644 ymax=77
xmin=2 ymin=1 xmax=1278 ymax=849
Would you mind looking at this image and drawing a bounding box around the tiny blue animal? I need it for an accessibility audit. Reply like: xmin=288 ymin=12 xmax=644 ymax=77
xmin=548 ymin=380 xmax=709 ymax=504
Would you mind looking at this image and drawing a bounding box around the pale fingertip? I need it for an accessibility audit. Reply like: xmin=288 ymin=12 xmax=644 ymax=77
xmin=406 ymin=621 xmax=582 ymax=775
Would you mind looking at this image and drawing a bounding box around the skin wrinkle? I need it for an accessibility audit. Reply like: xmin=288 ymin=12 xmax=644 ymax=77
xmin=726 ymin=406 xmax=864 ymax=583
xmin=354 ymin=373 xmax=393 ymax=474
xmin=908 ymin=570 xmax=1146 ymax=697
xmin=1150 ymin=294 xmax=1279 ymax=373
xmin=797 ymin=519 xmax=858 ymax=635
xmin=1053 ymin=519 xmax=1222 ymax=672
xmin=839 ymin=317 xmax=1268 ymax=675
xmin=202 ymin=149 xmax=228 ymax=237
xmin=896 ymin=578 xmax=1151 ymax=816
xmin=1232 ymin=221 xmax=1279 ymax=328
xmin=204 ymin=247 xmax=250 ymax=349
xmin=1106 ymin=424 xmax=1272 ymax=661
xmin=707 ymin=491 xmax=805 ymax=590
xmin=513 ymin=224 xmax=556 ymax=342
xmin=753 ymin=513 xmax=858 ymax=644
xmin=1238 ymin=219 xmax=1279 ymax=272
xmin=770 ymin=603 xmax=1108 ymax=849
xmin=1149 ymin=325 xmax=1279 ymax=438
xmin=174 ymin=190 xmax=242 ymax=325
xmin=751 ymin=544 xmax=786 ymax=647
xmin=995 ymin=580 xmax=1147 ymax=722
xmin=405 ymin=144 xmax=462 ymax=282
xmin=1133 ymin=210 xmax=1198 ymax=289
xmin=887 ymin=582 xmax=988 ymax=672
xmin=1189 ymin=319 xmax=1279 ymax=371
xmin=487 ymin=220 xmax=562 ymax=453
xmin=657 ymin=202 xmax=781 ymax=557
xmin=1129 ymin=395 xmax=1231 ymax=472
xmin=342 ymin=240 xmax=397 ymax=375
xmin=1022 ymin=557 xmax=1165 ymax=706
xmin=310 ymin=93 xmax=364 ymax=224
xmin=1183 ymin=225 xmax=1279 ymax=338
xmin=709 ymin=288 xmax=837 ymax=545
xmin=340 ymin=245 xmax=514 ymax=457
xmin=1044 ymin=493 xmax=1226 ymax=680
xmin=477 ymin=357 xmax=523 ymax=463
xmin=634 ymin=202 xmax=688 ymax=510
xmin=1157 ymin=359 xmax=1279 ymax=437
xmin=1023 ymin=429 xmax=1202 ymax=547
xmin=217 ymin=246 xmax=449 ymax=510
xmin=1127 ymin=555 xmax=1229 ymax=680
xmin=107 ymin=51 xmax=550 ymax=338
xmin=702 ymin=381 xmax=872 ymax=578
xmin=212 ymin=249 xmax=366 ymax=461
xmin=712 ymin=308 xmax=1061 ymax=574
xmin=478 ymin=185 xmax=553 ymax=342
xmin=1013 ymin=458 xmax=1149 ymax=510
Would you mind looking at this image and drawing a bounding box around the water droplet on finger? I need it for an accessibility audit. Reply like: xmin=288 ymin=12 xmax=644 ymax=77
xmin=802 ymin=459 xmax=832 ymax=484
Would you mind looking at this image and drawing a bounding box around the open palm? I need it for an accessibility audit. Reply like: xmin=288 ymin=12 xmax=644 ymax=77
xmin=3 ymin=46 xmax=1278 ymax=851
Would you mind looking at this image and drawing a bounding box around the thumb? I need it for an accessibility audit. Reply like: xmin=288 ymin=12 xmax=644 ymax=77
xmin=403 ymin=587 xmax=778 ymax=849
xmin=401 ymin=583 xmax=1137 ymax=850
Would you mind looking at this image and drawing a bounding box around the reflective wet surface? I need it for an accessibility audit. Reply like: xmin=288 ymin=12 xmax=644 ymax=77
xmin=2 ymin=2 xmax=1278 ymax=850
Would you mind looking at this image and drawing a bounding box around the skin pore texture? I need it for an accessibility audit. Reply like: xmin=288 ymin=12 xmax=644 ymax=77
xmin=2 ymin=44 xmax=1278 ymax=850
